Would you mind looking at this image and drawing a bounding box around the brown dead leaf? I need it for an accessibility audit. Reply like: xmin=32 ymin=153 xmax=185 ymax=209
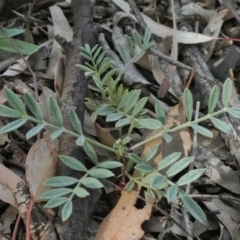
xmin=25 ymin=137 xmax=59 ymax=202
xmin=95 ymin=190 xmax=152 ymax=240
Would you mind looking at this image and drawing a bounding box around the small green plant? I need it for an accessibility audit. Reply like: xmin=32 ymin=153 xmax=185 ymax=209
xmin=0 ymin=27 xmax=239 ymax=223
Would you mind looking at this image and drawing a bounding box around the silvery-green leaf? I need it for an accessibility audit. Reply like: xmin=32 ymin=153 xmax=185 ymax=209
xmin=49 ymin=96 xmax=63 ymax=127
xmin=44 ymin=197 xmax=68 ymax=208
xmin=102 ymin=69 xmax=119 ymax=83
xmin=4 ymin=88 xmax=26 ymax=115
xmin=59 ymin=155 xmax=87 ymax=172
xmin=90 ymin=112 xmax=97 ymax=123
xmin=143 ymin=42 xmax=154 ymax=50
xmin=226 ymin=108 xmax=240 ymax=118
xmin=62 ymin=200 xmax=72 ymax=221
xmin=26 ymin=123 xmax=46 ymax=140
xmin=69 ymin=109 xmax=82 ymax=134
xmin=121 ymin=136 xmax=132 ymax=145
xmin=106 ymin=112 xmax=124 ymax=122
xmin=147 ymin=188 xmax=155 ymax=201
xmin=138 ymin=118 xmax=162 ymax=129
xmin=76 ymin=135 xmax=85 ymax=146
xmin=115 ymin=117 xmax=131 ymax=128
xmin=96 ymin=51 xmax=106 ymax=66
xmin=177 ymin=169 xmax=205 ymax=186
xmin=74 ymin=187 xmax=89 ymax=198
xmin=0 ymin=105 xmax=22 ymax=118
xmin=125 ymin=180 xmax=135 ymax=192
xmin=76 ymin=64 xmax=93 ymax=72
xmin=157 ymin=152 xmax=182 ymax=170
xmin=85 ymin=98 xmax=97 ymax=111
xmin=81 ymin=177 xmax=103 ymax=189
xmin=210 ymin=117 xmax=231 ymax=134
xmin=83 ymin=141 xmax=98 ymax=164
xmin=40 ymin=188 xmax=72 ymax=199
xmin=222 ymin=78 xmax=232 ymax=108
xmin=166 ymin=157 xmax=194 ymax=177
xmin=155 ymin=100 xmax=166 ymax=125
xmin=80 ymin=52 xmax=92 ymax=61
xmin=97 ymin=106 xmax=116 ymax=116
xmin=99 ymin=61 xmax=113 ymax=75
xmin=143 ymin=27 xmax=152 ymax=46
xmin=125 ymin=35 xmax=135 ymax=56
xmin=83 ymin=44 xmax=91 ymax=53
xmin=50 ymin=129 xmax=64 ymax=140
xmin=183 ymin=88 xmax=193 ymax=122
xmin=134 ymin=163 xmax=154 ymax=173
xmin=99 ymin=161 xmax=123 ymax=169
xmin=150 ymin=175 xmax=165 ymax=189
xmin=208 ymin=85 xmax=219 ymax=113
xmin=124 ymin=90 xmax=141 ymax=113
xmin=44 ymin=176 xmax=78 ymax=187
xmin=143 ymin=145 xmax=158 ymax=162
xmin=162 ymin=132 xmax=172 ymax=143
xmin=167 ymin=185 xmax=178 ymax=203
xmin=0 ymin=118 xmax=27 ymax=134
xmin=90 ymin=44 xmax=99 ymax=54
xmin=191 ymin=124 xmax=213 ymax=138
xmin=179 ymin=190 xmax=207 ymax=225
xmin=133 ymin=30 xmax=143 ymax=49
xmin=127 ymin=153 xmax=142 ymax=164
xmin=118 ymin=91 xmax=131 ymax=110
xmin=93 ymin=46 xmax=102 ymax=60
xmin=24 ymin=93 xmax=43 ymax=121
xmin=117 ymin=43 xmax=129 ymax=63
xmin=132 ymin=97 xmax=148 ymax=117
xmin=88 ymin=168 xmax=114 ymax=178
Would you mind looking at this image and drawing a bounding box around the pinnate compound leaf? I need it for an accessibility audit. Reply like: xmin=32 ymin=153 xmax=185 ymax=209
xmin=26 ymin=123 xmax=46 ymax=140
xmin=69 ymin=109 xmax=82 ymax=134
xmin=155 ymin=100 xmax=166 ymax=124
xmin=50 ymin=129 xmax=64 ymax=140
xmin=132 ymin=97 xmax=148 ymax=117
xmin=191 ymin=124 xmax=213 ymax=138
xmin=81 ymin=177 xmax=103 ymax=189
xmin=167 ymin=185 xmax=178 ymax=203
xmin=222 ymin=78 xmax=232 ymax=108
xmin=76 ymin=135 xmax=85 ymax=146
xmin=177 ymin=169 xmax=205 ymax=186
xmin=0 ymin=118 xmax=27 ymax=134
xmin=210 ymin=117 xmax=231 ymax=134
xmin=150 ymin=175 xmax=165 ymax=189
xmin=138 ymin=118 xmax=162 ymax=129
xmin=157 ymin=152 xmax=181 ymax=170
xmin=183 ymin=88 xmax=193 ymax=121
xmin=40 ymin=188 xmax=72 ymax=199
xmin=0 ymin=104 xmax=22 ymax=118
xmin=179 ymin=190 xmax=207 ymax=224
xmin=98 ymin=161 xmax=123 ymax=169
xmin=5 ymin=88 xmax=26 ymax=115
xmin=59 ymin=155 xmax=87 ymax=172
xmin=127 ymin=153 xmax=142 ymax=164
xmin=24 ymin=93 xmax=43 ymax=121
xmin=135 ymin=163 xmax=154 ymax=173
xmin=83 ymin=141 xmax=98 ymax=164
xmin=74 ymin=187 xmax=89 ymax=198
xmin=208 ymin=85 xmax=219 ymax=113
xmin=62 ymin=200 xmax=72 ymax=221
xmin=88 ymin=168 xmax=114 ymax=178
xmin=44 ymin=197 xmax=68 ymax=208
xmin=226 ymin=108 xmax=240 ymax=118
xmin=49 ymin=96 xmax=63 ymax=127
xmin=143 ymin=145 xmax=158 ymax=162
xmin=166 ymin=157 xmax=194 ymax=177
xmin=44 ymin=176 xmax=78 ymax=187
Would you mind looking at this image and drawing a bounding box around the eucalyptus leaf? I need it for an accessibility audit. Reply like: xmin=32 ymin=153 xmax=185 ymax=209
xmin=0 ymin=118 xmax=27 ymax=134
xmin=210 ymin=117 xmax=231 ymax=134
xmin=138 ymin=118 xmax=162 ymax=129
xmin=69 ymin=108 xmax=82 ymax=134
xmin=62 ymin=200 xmax=72 ymax=221
xmin=81 ymin=177 xmax=103 ymax=189
xmin=191 ymin=124 xmax=213 ymax=138
xmin=167 ymin=185 xmax=178 ymax=203
xmin=44 ymin=197 xmax=68 ymax=208
xmin=208 ymin=85 xmax=219 ymax=113
xmin=59 ymin=155 xmax=87 ymax=172
xmin=44 ymin=176 xmax=78 ymax=187
xmin=40 ymin=188 xmax=72 ymax=199
xmin=88 ymin=168 xmax=114 ymax=178
xmin=183 ymin=88 xmax=193 ymax=121
xmin=24 ymin=93 xmax=43 ymax=121
xmin=4 ymin=88 xmax=26 ymax=115
xmin=179 ymin=190 xmax=207 ymax=224
xmin=83 ymin=141 xmax=98 ymax=164
xmin=157 ymin=152 xmax=182 ymax=170
xmin=166 ymin=157 xmax=194 ymax=177
xmin=222 ymin=78 xmax=232 ymax=108
xmin=177 ymin=169 xmax=205 ymax=186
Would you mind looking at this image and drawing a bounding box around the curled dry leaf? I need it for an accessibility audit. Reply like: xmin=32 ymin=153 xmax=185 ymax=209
xmin=96 ymin=190 xmax=152 ymax=240
xmin=25 ymin=137 xmax=59 ymax=202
